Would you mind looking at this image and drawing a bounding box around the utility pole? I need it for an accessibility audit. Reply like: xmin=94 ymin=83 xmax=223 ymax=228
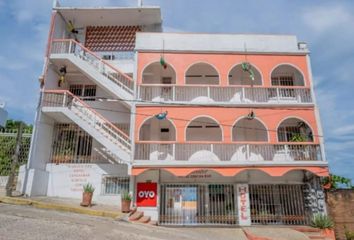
xmin=138 ymin=0 xmax=143 ymax=7
xmin=5 ymin=122 xmax=24 ymax=197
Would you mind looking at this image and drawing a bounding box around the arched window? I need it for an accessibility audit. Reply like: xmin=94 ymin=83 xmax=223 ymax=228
xmin=271 ymin=64 xmax=304 ymax=86
xmin=186 ymin=117 xmax=222 ymax=141
xmin=142 ymin=62 xmax=176 ymax=84
xmin=185 ymin=63 xmax=219 ymax=85
xmin=229 ymin=63 xmax=262 ymax=85
xmin=232 ymin=118 xmax=268 ymax=142
xmin=277 ymin=118 xmax=313 ymax=142
xmin=139 ymin=117 xmax=176 ymax=141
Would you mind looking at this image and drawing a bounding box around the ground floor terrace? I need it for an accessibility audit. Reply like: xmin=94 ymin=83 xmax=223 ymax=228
xmin=132 ymin=167 xmax=328 ymax=226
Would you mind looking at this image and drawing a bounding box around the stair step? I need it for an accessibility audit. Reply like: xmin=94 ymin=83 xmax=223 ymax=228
xmin=129 ymin=211 xmax=143 ymax=221
xmin=308 ymin=236 xmax=327 ymax=240
xmin=138 ymin=216 xmax=151 ymax=224
xmin=293 ymin=227 xmax=321 ymax=233
xmin=149 ymin=220 xmax=157 ymax=226
xmin=129 ymin=207 xmax=137 ymax=217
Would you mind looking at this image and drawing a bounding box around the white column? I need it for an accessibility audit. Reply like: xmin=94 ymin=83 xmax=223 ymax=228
xmin=236 ymin=184 xmax=251 ymax=226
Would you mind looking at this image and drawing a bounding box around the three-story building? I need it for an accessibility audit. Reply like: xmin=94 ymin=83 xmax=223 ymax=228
xmin=20 ymin=1 xmax=329 ymax=226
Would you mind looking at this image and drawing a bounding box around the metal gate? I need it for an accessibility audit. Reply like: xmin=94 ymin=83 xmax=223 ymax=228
xmin=249 ymin=184 xmax=310 ymax=225
xmin=159 ymin=184 xmax=237 ymax=225
xmin=0 ymin=128 xmax=32 ymax=188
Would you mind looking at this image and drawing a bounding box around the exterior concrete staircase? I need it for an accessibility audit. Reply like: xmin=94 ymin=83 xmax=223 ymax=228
xmin=50 ymin=39 xmax=134 ymax=106
xmin=128 ymin=208 xmax=156 ymax=225
xmin=41 ymin=90 xmax=131 ymax=164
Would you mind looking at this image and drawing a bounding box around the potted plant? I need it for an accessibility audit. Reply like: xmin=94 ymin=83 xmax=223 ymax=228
xmin=81 ymin=183 xmax=95 ymax=207
xmin=121 ymin=191 xmax=132 ymax=213
xmin=290 ymin=133 xmax=307 ymax=142
xmin=311 ymin=213 xmax=335 ymax=238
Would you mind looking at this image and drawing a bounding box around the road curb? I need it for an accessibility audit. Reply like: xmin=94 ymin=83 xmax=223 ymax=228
xmin=0 ymin=196 xmax=123 ymax=219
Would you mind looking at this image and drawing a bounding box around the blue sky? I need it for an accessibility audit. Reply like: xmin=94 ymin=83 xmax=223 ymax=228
xmin=0 ymin=0 xmax=353 ymax=181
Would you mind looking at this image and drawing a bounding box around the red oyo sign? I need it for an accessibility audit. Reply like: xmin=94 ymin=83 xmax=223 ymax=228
xmin=136 ymin=182 xmax=157 ymax=207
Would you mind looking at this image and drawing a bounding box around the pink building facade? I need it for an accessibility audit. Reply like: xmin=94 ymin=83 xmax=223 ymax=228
xmin=21 ymin=2 xmax=329 ymax=226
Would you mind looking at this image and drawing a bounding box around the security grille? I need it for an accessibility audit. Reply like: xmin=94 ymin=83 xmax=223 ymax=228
xmin=102 ymin=176 xmax=129 ymax=195
xmin=50 ymin=123 xmax=112 ymax=164
xmin=69 ymin=84 xmax=96 ymax=101
xmin=0 ymin=128 xmax=32 ymax=187
xmin=160 ymin=184 xmax=237 ymax=225
xmin=249 ymin=184 xmax=310 ymax=225
xmin=271 ymin=74 xmax=295 ymax=86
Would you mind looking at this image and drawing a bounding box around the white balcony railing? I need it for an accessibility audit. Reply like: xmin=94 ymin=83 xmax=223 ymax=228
xmin=42 ymin=90 xmax=131 ymax=151
xmin=134 ymin=143 xmax=323 ymax=162
xmin=51 ymin=39 xmax=134 ymax=94
xmin=138 ymin=85 xmax=312 ymax=104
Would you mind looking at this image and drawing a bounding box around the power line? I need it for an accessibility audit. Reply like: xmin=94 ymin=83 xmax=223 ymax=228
xmin=41 ymin=99 xmax=323 ymax=138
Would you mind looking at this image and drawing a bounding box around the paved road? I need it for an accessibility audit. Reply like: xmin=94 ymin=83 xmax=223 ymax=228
xmin=0 ymin=203 xmax=247 ymax=240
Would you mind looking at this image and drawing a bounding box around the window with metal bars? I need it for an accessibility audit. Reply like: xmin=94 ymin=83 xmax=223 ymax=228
xmin=102 ymin=176 xmax=129 ymax=195
xmin=51 ymin=124 xmax=94 ymax=164
xmin=271 ymin=75 xmax=295 ymax=86
xmin=69 ymin=84 xmax=96 ymax=101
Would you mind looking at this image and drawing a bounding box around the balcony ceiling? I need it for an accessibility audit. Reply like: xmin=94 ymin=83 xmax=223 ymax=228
xmin=56 ymin=7 xmax=162 ymax=27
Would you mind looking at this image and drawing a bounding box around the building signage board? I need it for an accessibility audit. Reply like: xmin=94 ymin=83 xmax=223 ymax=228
xmin=236 ymin=184 xmax=251 ymax=226
xmin=136 ymin=182 xmax=157 ymax=207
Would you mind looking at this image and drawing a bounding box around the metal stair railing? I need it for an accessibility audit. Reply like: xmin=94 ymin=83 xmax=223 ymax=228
xmin=42 ymin=90 xmax=131 ymax=152
xmin=51 ymin=39 xmax=134 ymax=95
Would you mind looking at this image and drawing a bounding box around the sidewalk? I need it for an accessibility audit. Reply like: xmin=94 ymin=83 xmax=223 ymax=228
xmin=0 ymin=188 xmax=125 ymax=219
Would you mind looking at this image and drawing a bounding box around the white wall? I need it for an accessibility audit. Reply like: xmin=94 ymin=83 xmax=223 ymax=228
xmin=135 ymin=169 xmax=160 ymax=221
xmin=52 ymin=74 xmax=131 ymax=124
xmin=46 ymin=163 xmax=128 ymax=205
xmin=136 ymin=33 xmax=305 ymax=53
xmin=28 ymin=114 xmax=55 ymax=170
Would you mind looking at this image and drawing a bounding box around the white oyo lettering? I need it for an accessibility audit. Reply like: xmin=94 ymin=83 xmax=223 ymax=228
xmin=138 ymin=191 xmax=155 ymax=199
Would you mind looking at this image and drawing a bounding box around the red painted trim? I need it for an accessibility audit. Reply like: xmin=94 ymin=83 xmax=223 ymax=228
xmin=131 ymin=166 xmax=329 ymax=177
xmin=135 ymin=140 xmax=319 ymax=145
xmin=138 ymin=83 xmax=310 ymax=89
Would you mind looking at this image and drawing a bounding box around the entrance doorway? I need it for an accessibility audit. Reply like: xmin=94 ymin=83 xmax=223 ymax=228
xmin=159 ymin=184 xmax=237 ymax=225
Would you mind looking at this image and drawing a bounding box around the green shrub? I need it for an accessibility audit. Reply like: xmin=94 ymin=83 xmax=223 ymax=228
xmin=121 ymin=191 xmax=132 ymax=201
xmin=311 ymin=214 xmax=334 ymax=229
xmin=83 ymin=183 xmax=95 ymax=193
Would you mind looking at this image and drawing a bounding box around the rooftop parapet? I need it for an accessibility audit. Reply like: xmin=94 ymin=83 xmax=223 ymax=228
xmin=136 ymin=32 xmax=309 ymax=54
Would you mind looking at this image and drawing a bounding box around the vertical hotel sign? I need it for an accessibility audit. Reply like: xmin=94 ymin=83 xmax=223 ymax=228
xmin=236 ymin=184 xmax=251 ymax=226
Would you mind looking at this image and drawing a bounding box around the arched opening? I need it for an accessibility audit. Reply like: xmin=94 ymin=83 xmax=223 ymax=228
xmin=271 ymin=64 xmax=305 ymax=86
xmin=277 ymin=118 xmax=313 ymax=142
xmin=229 ymin=63 xmax=262 ymax=85
xmin=186 ymin=117 xmax=222 ymax=141
xmin=142 ymin=62 xmax=176 ymax=84
xmin=139 ymin=117 xmax=176 ymax=141
xmin=232 ymin=118 xmax=268 ymax=142
xmin=185 ymin=63 xmax=219 ymax=85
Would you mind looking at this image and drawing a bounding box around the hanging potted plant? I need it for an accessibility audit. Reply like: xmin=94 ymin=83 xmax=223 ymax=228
xmin=121 ymin=191 xmax=132 ymax=213
xmin=81 ymin=183 xmax=95 ymax=207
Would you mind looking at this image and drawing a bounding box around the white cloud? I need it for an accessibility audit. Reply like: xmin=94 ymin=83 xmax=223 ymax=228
xmin=302 ymin=5 xmax=353 ymax=33
xmin=9 ymin=0 xmax=51 ymax=23
xmin=332 ymin=125 xmax=354 ymax=136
